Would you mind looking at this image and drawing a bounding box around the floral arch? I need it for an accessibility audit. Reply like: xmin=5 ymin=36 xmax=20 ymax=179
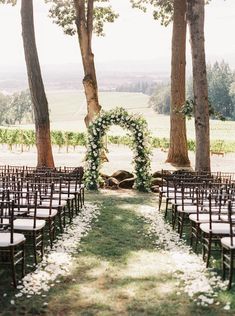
xmin=85 ymin=108 xmax=152 ymax=192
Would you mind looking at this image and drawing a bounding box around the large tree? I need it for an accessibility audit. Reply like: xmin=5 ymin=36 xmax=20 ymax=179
xmin=187 ymin=0 xmax=210 ymax=171
xmin=74 ymin=0 xmax=100 ymax=126
xmin=132 ymin=0 xmax=190 ymax=167
xmin=166 ymin=0 xmax=190 ymax=166
xmin=21 ymin=0 xmax=54 ymax=167
xmin=47 ymin=0 xmax=118 ymax=126
xmin=0 ymin=0 xmax=55 ymax=167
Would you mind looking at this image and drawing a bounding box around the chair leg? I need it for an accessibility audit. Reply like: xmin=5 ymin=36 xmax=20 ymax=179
xmin=164 ymin=197 xmax=169 ymax=219
xmin=158 ymin=192 xmax=163 ymax=211
xmin=228 ymin=250 xmax=233 ymax=290
xmin=41 ymin=229 xmax=44 ymax=259
xmin=10 ymin=247 xmax=17 ymax=288
xmin=67 ymin=200 xmax=72 ymax=222
xmin=48 ymin=218 xmax=53 ymax=248
xmin=82 ymin=188 xmax=85 ymax=206
xmin=206 ymin=233 xmax=212 ymax=268
xmin=33 ymin=231 xmax=37 ymax=265
xmin=190 ymin=222 xmax=194 ymax=246
xmin=172 ymin=205 xmax=177 ymax=229
xmin=222 ymin=246 xmax=226 ymax=281
xmin=74 ymin=195 xmax=78 ymax=215
xmin=63 ymin=207 xmax=66 ymax=227
xmin=177 ymin=212 xmax=181 ymax=234
xmin=179 ymin=213 xmax=185 ymax=238
xmin=22 ymin=243 xmax=25 ymax=278
xmin=58 ymin=207 xmax=63 ymax=232
xmin=202 ymin=232 xmax=206 ymax=261
xmin=195 ymin=224 xmax=200 ymax=253
xmin=77 ymin=193 xmax=81 ymax=212
xmin=71 ymin=199 xmax=75 ymax=215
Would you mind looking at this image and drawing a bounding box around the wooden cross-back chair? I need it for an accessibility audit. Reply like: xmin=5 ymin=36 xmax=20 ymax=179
xmin=0 ymin=200 xmax=25 ymax=287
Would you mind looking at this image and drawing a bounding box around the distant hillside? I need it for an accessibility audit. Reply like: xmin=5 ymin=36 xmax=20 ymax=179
xmin=0 ymin=61 xmax=169 ymax=93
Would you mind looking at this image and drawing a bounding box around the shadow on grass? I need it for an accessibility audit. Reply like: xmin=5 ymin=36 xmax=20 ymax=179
xmin=79 ymin=194 xmax=156 ymax=263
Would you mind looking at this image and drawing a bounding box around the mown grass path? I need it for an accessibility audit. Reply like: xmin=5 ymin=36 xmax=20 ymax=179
xmin=1 ymin=190 xmax=234 ymax=315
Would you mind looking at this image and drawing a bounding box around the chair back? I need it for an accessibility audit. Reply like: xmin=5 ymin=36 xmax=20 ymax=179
xmin=0 ymin=200 xmax=15 ymax=244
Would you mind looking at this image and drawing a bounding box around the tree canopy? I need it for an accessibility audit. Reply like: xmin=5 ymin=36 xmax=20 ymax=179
xmin=130 ymin=0 xmax=173 ymax=26
xmin=46 ymin=0 xmax=118 ymax=36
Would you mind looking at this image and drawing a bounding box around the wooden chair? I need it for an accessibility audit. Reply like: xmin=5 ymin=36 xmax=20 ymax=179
xmin=11 ymin=190 xmax=46 ymax=264
xmin=0 ymin=200 xmax=25 ymax=287
xmin=200 ymin=193 xmax=231 ymax=267
xmin=221 ymin=200 xmax=235 ymax=289
xmin=28 ymin=183 xmax=58 ymax=248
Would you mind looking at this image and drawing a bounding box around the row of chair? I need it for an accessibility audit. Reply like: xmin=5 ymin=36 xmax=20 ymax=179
xmin=158 ymin=170 xmax=235 ymax=289
xmin=0 ymin=165 xmax=84 ymax=288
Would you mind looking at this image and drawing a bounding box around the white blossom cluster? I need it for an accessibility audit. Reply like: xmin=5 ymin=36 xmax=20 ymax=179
xmin=138 ymin=204 xmax=230 ymax=310
xmin=85 ymin=107 xmax=152 ymax=191
xmin=8 ymin=203 xmax=100 ymax=302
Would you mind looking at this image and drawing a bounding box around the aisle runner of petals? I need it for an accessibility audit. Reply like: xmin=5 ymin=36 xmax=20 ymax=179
xmin=138 ymin=205 xmax=230 ymax=310
xmin=15 ymin=203 xmax=100 ymax=299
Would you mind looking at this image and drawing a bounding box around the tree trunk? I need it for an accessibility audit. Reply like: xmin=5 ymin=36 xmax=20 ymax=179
xmin=187 ymin=0 xmax=210 ymax=172
xmin=21 ymin=0 xmax=54 ymax=168
xmin=73 ymin=0 xmax=101 ymax=127
xmin=166 ymin=0 xmax=190 ymax=167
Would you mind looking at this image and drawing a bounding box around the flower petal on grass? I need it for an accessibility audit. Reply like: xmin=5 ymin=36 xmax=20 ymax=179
xmin=18 ymin=203 xmax=100 ymax=297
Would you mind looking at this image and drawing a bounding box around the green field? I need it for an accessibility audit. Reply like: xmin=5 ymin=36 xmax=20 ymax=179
xmin=18 ymin=90 xmax=235 ymax=141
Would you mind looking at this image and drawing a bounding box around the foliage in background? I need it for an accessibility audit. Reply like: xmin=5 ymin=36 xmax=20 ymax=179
xmin=116 ymin=81 xmax=156 ymax=95
xmin=180 ymin=99 xmax=226 ymax=121
xmin=187 ymin=61 xmax=235 ymax=119
xmin=85 ymin=107 xmax=152 ymax=192
xmin=208 ymin=61 xmax=235 ymax=119
xmin=0 ymin=90 xmax=33 ymax=125
xmin=149 ymin=61 xmax=235 ymax=120
xmin=148 ymin=83 xmax=170 ymax=114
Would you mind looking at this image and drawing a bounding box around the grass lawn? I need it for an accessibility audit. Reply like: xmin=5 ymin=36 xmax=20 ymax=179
xmin=1 ymin=190 xmax=235 ymax=315
xmin=14 ymin=90 xmax=235 ymax=141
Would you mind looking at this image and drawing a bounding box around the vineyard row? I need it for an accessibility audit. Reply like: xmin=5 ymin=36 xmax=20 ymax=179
xmin=0 ymin=128 xmax=234 ymax=153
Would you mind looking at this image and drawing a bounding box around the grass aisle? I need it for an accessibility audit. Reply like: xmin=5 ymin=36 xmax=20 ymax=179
xmin=1 ymin=190 xmax=234 ymax=315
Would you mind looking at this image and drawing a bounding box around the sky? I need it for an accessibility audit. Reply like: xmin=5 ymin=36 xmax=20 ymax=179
xmin=0 ymin=0 xmax=235 ymax=71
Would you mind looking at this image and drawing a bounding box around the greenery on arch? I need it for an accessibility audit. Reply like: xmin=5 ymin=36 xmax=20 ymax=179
xmin=85 ymin=107 xmax=152 ymax=192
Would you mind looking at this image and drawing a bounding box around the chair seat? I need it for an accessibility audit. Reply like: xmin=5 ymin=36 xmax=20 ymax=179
xmin=29 ymin=209 xmax=58 ymax=218
xmin=168 ymin=192 xmax=180 ymax=199
xmin=220 ymin=215 xmax=235 ymax=222
xmin=62 ymin=184 xmax=82 ymax=191
xmin=200 ymin=223 xmax=230 ymax=234
xmin=13 ymin=208 xmax=29 ymax=216
xmin=41 ymin=200 xmax=67 ymax=208
xmin=177 ymin=204 xmax=198 ymax=213
xmin=221 ymin=237 xmax=235 ymax=249
xmin=5 ymin=208 xmax=28 ymax=216
xmin=189 ymin=213 xmax=219 ymax=223
xmin=0 ymin=233 xmax=25 ymax=247
xmin=68 ymin=188 xmax=81 ymax=194
xmin=14 ymin=219 xmax=46 ymax=231
xmin=53 ymin=193 xmax=75 ymax=200
xmin=0 ymin=218 xmax=9 ymax=225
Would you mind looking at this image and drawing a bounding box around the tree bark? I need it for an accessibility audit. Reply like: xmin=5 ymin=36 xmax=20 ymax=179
xmin=73 ymin=0 xmax=101 ymax=127
xmin=166 ymin=0 xmax=190 ymax=167
xmin=187 ymin=0 xmax=210 ymax=172
xmin=21 ymin=0 xmax=54 ymax=168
